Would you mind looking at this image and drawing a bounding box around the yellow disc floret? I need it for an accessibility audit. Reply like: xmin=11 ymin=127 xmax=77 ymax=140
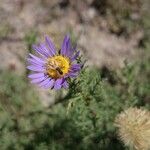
xmin=46 ymin=55 xmax=70 ymax=79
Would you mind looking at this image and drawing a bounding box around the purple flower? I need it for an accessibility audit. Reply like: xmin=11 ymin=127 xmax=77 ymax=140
xmin=27 ymin=35 xmax=81 ymax=90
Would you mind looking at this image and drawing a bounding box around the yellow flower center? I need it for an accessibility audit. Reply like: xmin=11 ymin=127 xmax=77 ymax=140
xmin=46 ymin=55 xmax=70 ymax=79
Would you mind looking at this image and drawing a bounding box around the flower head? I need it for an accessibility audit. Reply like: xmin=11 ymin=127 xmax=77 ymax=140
xmin=115 ymin=107 xmax=150 ymax=150
xmin=27 ymin=35 xmax=81 ymax=90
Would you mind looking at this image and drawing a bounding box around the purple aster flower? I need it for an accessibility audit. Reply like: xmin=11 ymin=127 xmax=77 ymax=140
xmin=27 ymin=35 xmax=81 ymax=90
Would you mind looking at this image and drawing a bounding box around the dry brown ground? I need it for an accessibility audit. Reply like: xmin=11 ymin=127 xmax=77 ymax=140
xmin=0 ymin=0 xmax=144 ymax=105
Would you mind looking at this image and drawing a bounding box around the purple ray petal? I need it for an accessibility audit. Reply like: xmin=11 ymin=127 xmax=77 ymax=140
xmin=38 ymin=78 xmax=51 ymax=87
xmin=45 ymin=36 xmax=56 ymax=56
xmin=71 ymin=64 xmax=81 ymax=71
xmin=71 ymin=51 xmax=80 ymax=61
xmin=32 ymin=44 xmax=48 ymax=58
xmin=68 ymin=44 xmax=77 ymax=57
xmin=29 ymin=54 xmax=45 ymax=64
xmin=43 ymin=79 xmax=55 ymax=89
xmin=54 ymin=78 xmax=63 ymax=90
xmin=27 ymin=65 xmax=45 ymax=72
xmin=39 ymin=43 xmax=51 ymax=57
xmin=65 ymin=38 xmax=71 ymax=56
xmin=28 ymin=73 xmax=45 ymax=79
xmin=27 ymin=58 xmax=45 ymax=66
xmin=62 ymin=80 xmax=69 ymax=89
xmin=68 ymin=72 xmax=79 ymax=78
xmin=60 ymin=35 xmax=70 ymax=56
xmin=31 ymin=76 xmax=47 ymax=84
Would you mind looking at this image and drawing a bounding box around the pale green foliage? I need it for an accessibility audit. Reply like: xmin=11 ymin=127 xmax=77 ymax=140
xmin=0 ymin=51 xmax=149 ymax=149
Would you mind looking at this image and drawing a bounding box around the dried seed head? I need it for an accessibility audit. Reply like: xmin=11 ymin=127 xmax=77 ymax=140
xmin=115 ymin=107 xmax=150 ymax=150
